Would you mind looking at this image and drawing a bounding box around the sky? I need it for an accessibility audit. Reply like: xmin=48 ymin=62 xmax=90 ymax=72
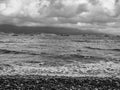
xmin=0 ymin=0 xmax=120 ymax=34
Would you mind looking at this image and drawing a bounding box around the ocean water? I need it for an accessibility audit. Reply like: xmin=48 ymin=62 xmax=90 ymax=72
xmin=0 ymin=33 xmax=120 ymax=77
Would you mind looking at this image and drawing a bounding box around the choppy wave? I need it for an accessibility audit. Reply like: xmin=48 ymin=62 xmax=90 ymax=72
xmin=0 ymin=33 xmax=119 ymax=77
xmin=0 ymin=49 xmax=40 ymax=55
xmin=85 ymin=46 xmax=120 ymax=52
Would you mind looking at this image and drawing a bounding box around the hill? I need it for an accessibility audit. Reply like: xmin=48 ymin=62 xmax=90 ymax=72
xmin=0 ymin=24 xmax=105 ymax=35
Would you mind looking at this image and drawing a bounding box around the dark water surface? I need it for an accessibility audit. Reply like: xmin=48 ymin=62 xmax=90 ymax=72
xmin=0 ymin=33 xmax=119 ymax=77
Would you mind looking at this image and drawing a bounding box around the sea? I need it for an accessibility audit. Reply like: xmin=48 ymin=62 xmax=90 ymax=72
xmin=0 ymin=32 xmax=120 ymax=77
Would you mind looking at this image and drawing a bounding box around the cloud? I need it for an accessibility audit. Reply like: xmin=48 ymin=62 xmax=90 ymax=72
xmin=0 ymin=0 xmax=120 ymax=27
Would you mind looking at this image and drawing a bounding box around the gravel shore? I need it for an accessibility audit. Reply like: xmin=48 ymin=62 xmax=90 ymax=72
xmin=0 ymin=75 xmax=120 ymax=90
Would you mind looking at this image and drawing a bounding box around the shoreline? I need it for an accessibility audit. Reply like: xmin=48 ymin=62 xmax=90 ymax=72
xmin=0 ymin=73 xmax=119 ymax=78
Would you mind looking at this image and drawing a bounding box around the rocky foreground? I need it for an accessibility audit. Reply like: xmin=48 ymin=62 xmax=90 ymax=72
xmin=0 ymin=75 xmax=120 ymax=90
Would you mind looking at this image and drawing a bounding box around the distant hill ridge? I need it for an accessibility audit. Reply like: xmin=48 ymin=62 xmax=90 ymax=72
xmin=0 ymin=24 xmax=104 ymax=35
